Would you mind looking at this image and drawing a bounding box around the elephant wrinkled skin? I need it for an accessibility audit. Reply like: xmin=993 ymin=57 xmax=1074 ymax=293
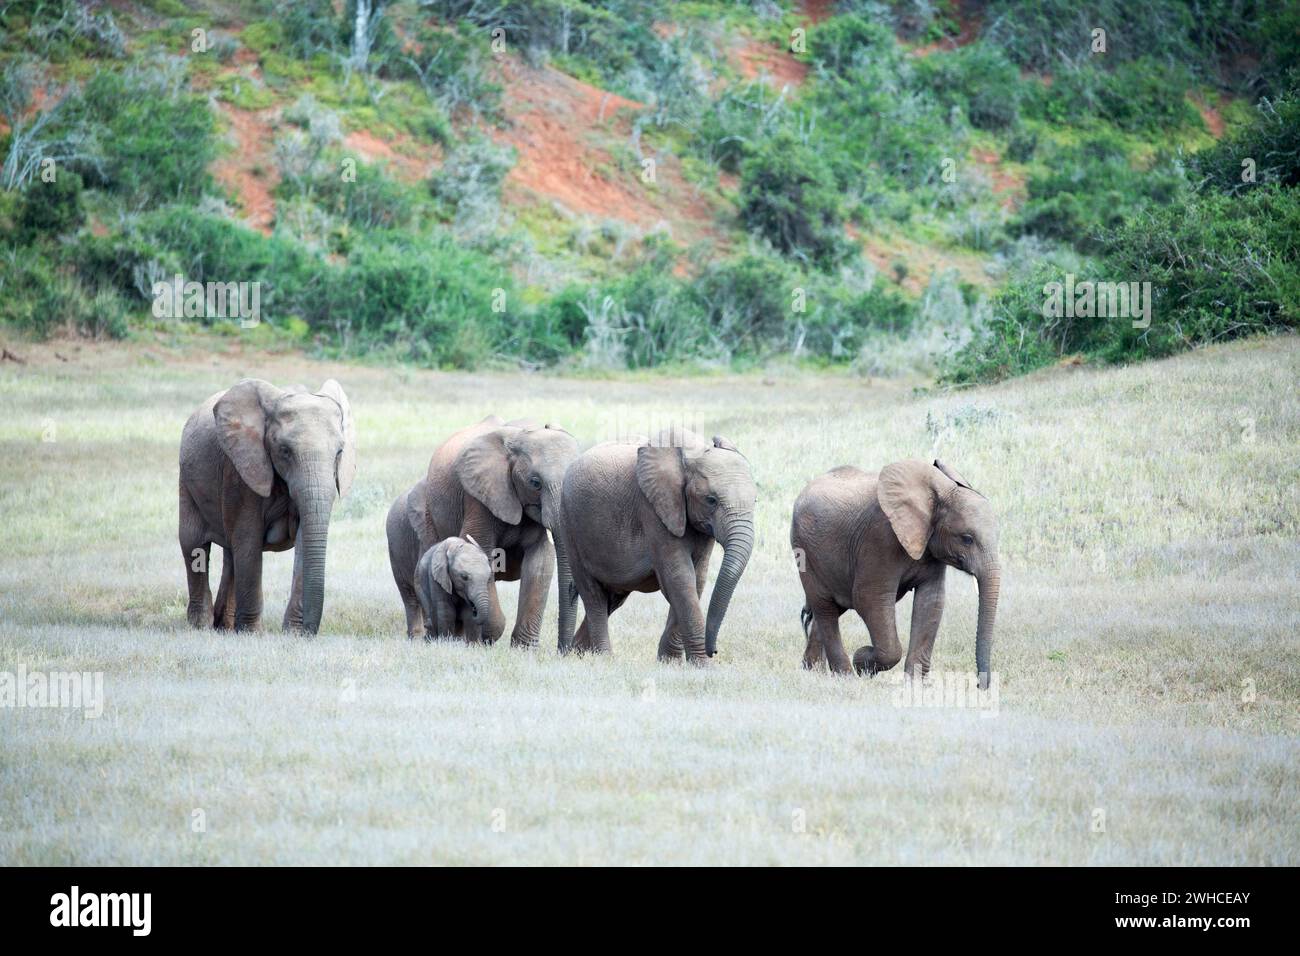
xmin=178 ymin=378 xmax=356 ymax=634
xmin=418 ymin=416 xmax=579 ymax=649
xmin=790 ymin=459 xmax=1001 ymax=688
xmin=560 ymin=427 xmax=757 ymax=663
xmin=414 ymin=535 xmax=500 ymax=643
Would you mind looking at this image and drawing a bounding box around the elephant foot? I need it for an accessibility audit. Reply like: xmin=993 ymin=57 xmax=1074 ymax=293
xmin=852 ymin=646 xmax=874 ymax=676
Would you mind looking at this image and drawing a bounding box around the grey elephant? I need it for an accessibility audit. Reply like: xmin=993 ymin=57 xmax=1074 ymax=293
xmin=414 ymin=535 xmax=498 ymax=643
xmin=790 ymin=459 xmax=1001 ymax=688
xmin=417 ymin=416 xmax=579 ymax=649
xmin=178 ymin=378 xmax=356 ymax=633
xmin=559 ymin=427 xmax=757 ymax=663
xmin=385 ymin=478 xmax=430 ymax=639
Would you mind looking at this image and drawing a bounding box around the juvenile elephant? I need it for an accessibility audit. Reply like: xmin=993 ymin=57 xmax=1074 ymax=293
xmin=414 ymin=535 xmax=499 ymax=643
xmin=386 ymin=479 xmax=430 ymax=639
xmin=560 ymin=428 xmax=757 ymax=663
xmin=790 ymin=459 xmax=1001 ymax=688
xmin=179 ymin=378 xmax=356 ymax=634
xmin=418 ymin=416 xmax=579 ymax=649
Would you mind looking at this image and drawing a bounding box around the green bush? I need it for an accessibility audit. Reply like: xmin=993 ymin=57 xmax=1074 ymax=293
xmin=915 ymin=42 xmax=1025 ymax=131
xmin=1014 ymin=137 xmax=1187 ymax=252
xmin=0 ymin=248 xmax=128 ymax=339
xmin=943 ymin=186 xmax=1300 ymax=383
xmin=64 ymin=66 xmax=215 ymax=207
xmin=1194 ymin=83 xmax=1300 ymax=193
xmin=17 ymin=170 xmax=84 ymax=242
xmin=739 ymin=132 xmax=849 ymax=269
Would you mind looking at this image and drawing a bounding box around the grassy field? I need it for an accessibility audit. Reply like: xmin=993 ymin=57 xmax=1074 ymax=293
xmin=1 ymin=336 xmax=1298 ymax=865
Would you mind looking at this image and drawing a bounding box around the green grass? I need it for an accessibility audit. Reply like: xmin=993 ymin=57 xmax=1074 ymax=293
xmin=0 ymin=334 xmax=1297 ymax=864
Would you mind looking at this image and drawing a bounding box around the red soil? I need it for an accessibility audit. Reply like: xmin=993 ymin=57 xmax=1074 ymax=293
xmin=971 ymin=146 xmax=1025 ymax=210
xmin=495 ymin=59 xmax=723 ymax=243
xmin=211 ymin=103 xmax=278 ymax=234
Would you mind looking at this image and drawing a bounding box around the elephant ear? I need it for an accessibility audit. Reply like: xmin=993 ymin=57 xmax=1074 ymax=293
xmin=456 ymin=429 xmax=522 ymax=525
xmin=427 ymin=539 xmax=453 ymax=594
xmin=316 ymin=379 xmax=356 ymax=498
xmin=877 ymin=459 xmax=940 ymax=561
xmin=405 ymin=479 xmax=428 ymax=537
xmin=933 ymin=459 xmax=977 ymax=494
xmin=213 ymin=379 xmax=281 ymax=497
xmin=636 ymin=444 xmax=687 ymax=537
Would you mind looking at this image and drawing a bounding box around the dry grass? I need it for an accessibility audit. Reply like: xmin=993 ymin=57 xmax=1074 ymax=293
xmin=1 ymin=336 xmax=1297 ymax=864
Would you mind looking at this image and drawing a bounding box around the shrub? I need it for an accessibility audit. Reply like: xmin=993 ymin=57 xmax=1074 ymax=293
xmin=63 ymin=63 xmax=215 ymax=207
xmin=740 ymin=131 xmax=848 ymax=269
xmin=915 ymin=42 xmax=1024 ymax=131
xmin=942 ymin=186 xmax=1300 ymax=383
xmin=1193 ymin=84 xmax=1300 ymax=193
xmin=1014 ymin=137 xmax=1187 ymax=252
xmin=17 ymin=169 xmax=84 ymax=242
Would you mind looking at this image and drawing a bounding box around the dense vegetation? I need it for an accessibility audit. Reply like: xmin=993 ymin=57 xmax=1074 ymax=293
xmin=1 ymin=0 xmax=1296 ymax=379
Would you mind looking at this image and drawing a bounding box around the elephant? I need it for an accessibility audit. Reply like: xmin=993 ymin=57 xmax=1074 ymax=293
xmin=559 ymin=427 xmax=757 ymax=663
xmin=790 ymin=459 xmax=1001 ymax=688
xmin=414 ymin=535 xmax=499 ymax=643
xmin=386 ymin=479 xmax=430 ymax=639
xmin=417 ymin=415 xmax=579 ymax=649
xmin=178 ymin=378 xmax=356 ymax=634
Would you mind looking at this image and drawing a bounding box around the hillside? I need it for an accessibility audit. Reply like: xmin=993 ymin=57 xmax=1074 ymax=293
xmin=2 ymin=1 xmax=1298 ymax=379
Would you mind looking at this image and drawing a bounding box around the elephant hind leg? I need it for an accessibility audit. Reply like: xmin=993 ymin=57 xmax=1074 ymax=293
xmin=813 ymin=607 xmax=850 ymax=674
xmin=800 ymin=605 xmax=827 ymax=670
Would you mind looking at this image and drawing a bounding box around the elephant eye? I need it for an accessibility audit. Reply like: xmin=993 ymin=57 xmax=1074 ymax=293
xmin=528 ymin=475 xmax=542 ymax=490
xmin=961 ymin=533 xmax=974 ymax=545
xmin=460 ymin=572 xmax=469 ymax=581
xmin=705 ymin=494 xmax=719 ymax=508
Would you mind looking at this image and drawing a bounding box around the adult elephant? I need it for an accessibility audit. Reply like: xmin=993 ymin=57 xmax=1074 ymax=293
xmin=790 ymin=459 xmax=1001 ymax=688
xmin=560 ymin=427 xmax=757 ymax=663
xmin=385 ymin=478 xmax=429 ymax=639
xmin=417 ymin=416 xmax=579 ymax=649
xmin=179 ymin=378 xmax=356 ymax=634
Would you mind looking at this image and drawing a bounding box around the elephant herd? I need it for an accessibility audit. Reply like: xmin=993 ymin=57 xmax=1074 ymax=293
xmin=179 ymin=379 xmax=1002 ymax=686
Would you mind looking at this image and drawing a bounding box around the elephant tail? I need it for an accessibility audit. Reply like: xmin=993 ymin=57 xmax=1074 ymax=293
xmin=800 ymin=605 xmax=813 ymax=640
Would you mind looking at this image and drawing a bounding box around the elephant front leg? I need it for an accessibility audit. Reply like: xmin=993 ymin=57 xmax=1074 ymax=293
xmin=213 ymin=547 xmax=236 ymax=630
xmin=179 ymin=492 xmax=212 ymax=629
xmin=282 ymin=527 xmax=305 ymax=632
xmin=904 ymin=572 xmax=946 ymax=680
xmin=658 ymin=543 xmax=711 ymax=662
xmin=657 ymin=550 xmax=708 ymax=665
xmin=182 ymin=541 xmax=213 ymax=629
xmin=853 ymin=584 xmax=904 ymax=677
xmin=230 ymin=541 xmax=265 ymax=632
xmin=510 ymin=538 xmax=555 ymax=648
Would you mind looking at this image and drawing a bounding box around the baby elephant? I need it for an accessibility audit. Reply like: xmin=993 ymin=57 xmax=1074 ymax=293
xmin=414 ymin=535 xmax=502 ymax=644
xmin=791 ymin=459 xmax=1001 ymax=688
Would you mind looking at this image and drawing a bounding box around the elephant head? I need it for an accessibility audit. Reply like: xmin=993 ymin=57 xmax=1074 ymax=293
xmin=455 ymin=422 xmax=581 ymax=644
xmin=428 ymin=534 xmax=501 ymax=641
xmin=877 ymin=458 xmax=1000 ymax=688
xmin=213 ymin=378 xmax=355 ymax=634
xmin=637 ymin=429 xmax=757 ymax=656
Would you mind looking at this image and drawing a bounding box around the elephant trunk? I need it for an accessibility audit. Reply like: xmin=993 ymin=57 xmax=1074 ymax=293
xmin=471 ymin=586 xmax=500 ymax=641
xmin=704 ymin=510 xmax=755 ymax=657
xmin=975 ymin=565 xmax=1001 ymax=691
xmin=296 ymin=466 xmax=336 ymax=635
xmin=546 ymin=497 xmax=577 ymax=654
